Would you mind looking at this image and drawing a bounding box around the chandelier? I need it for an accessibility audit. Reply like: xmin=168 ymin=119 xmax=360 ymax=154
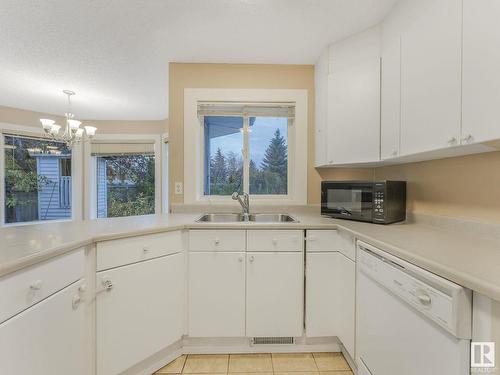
xmin=40 ymin=90 xmax=97 ymax=147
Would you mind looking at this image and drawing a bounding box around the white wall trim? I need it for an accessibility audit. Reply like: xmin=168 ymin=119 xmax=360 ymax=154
xmin=183 ymin=88 xmax=308 ymax=205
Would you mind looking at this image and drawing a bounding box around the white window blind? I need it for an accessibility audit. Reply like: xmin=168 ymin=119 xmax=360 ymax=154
xmin=197 ymin=102 xmax=295 ymax=118
xmin=90 ymin=142 xmax=155 ymax=155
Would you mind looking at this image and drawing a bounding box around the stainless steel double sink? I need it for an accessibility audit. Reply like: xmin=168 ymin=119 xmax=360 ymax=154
xmin=195 ymin=213 xmax=298 ymax=223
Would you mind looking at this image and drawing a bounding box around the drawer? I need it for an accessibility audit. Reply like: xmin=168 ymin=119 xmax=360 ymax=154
xmin=189 ymin=230 xmax=246 ymax=252
xmin=97 ymin=231 xmax=183 ymax=271
xmin=305 ymin=230 xmax=340 ymax=252
xmin=247 ymin=230 xmax=303 ymax=252
xmin=0 ymin=248 xmax=84 ymax=323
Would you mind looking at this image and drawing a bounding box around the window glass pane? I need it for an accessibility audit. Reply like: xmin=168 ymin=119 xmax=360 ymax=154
xmin=4 ymin=135 xmax=72 ymax=224
xmin=96 ymin=153 xmax=155 ymax=218
xmin=249 ymin=117 xmax=288 ymax=195
xmin=204 ymin=116 xmax=243 ymax=195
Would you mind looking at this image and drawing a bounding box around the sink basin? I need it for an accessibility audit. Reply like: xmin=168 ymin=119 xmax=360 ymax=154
xmin=195 ymin=213 xmax=298 ymax=223
xmin=195 ymin=213 xmax=245 ymax=223
xmin=248 ymin=213 xmax=298 ymax=223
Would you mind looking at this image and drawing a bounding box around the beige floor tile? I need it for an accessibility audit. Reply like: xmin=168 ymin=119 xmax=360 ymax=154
xmin=228 ymin=373 xmax=273 ymax=375
xmin=274 ymin=372 xmax=319 ymax=375
xmin=272 ymin=353 xmax=318 ymax=372
xmin=156 ymin=355 xmax=186 ymax=373
xmin=183 ymin=354 xmax=229 ymax=374
xmin=229 ymin=354 xmax=273 ymax=373
xmin=312 ymin=353 xmax=351 ymax=371
xmin=320 ymin=372 xmax=353 ymax=375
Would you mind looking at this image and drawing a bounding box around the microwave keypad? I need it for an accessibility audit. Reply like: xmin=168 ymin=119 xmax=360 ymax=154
xmin=374 ymin=192 xmax=384 ymax=215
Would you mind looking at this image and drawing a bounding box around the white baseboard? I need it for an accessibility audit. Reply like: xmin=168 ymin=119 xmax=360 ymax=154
xmin=128 ymin=336 xmax=341 ymax=374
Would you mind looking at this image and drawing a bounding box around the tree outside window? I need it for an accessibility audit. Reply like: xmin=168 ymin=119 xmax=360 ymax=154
xmin=4 ymin=135 xmax=72 ymax=224
xmin=204 ymin=115 xmax=288 ymax=196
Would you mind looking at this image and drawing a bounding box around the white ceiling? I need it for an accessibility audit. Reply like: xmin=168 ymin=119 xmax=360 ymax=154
xmin=0 ymin=0 xmax=398 ymax=120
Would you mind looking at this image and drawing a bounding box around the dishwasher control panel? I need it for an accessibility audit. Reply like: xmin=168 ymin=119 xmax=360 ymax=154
xmin=358 ymin=242 xmax=472 ymax=339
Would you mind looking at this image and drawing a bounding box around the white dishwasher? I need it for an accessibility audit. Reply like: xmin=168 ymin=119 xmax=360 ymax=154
xmin=356 ymin=241 xmax=472 ymax=375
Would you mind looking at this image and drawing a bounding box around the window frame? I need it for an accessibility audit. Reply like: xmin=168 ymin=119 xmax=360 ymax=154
xmin=0 ymin=122 xmax=83 ymax=227
xmin=83 ymin=133 xmax=163 ymax=219
xmin=184 ymin=88 xmax=308 ymax=205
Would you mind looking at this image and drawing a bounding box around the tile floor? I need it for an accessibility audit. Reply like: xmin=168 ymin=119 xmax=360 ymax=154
xmin=154 ymin=352 xmax=353 ymax=375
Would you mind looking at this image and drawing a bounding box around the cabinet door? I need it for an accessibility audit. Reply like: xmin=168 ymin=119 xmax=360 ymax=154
xmin=380 ymin=33 xmax=401 ymax=160
xmin=315 ymin=48 xmax=329 ymax=167
xmin=306 ymin=252 xmax=338 ymax=337
xmin=246 ymin=252 xmax=303 ymax=337
xmin=327 ymin=27 xmax=381 ymax=164
xmin=400 ymin=0 xmax=462 ymax=155
xmin=462 ymin=0 xmax=500 ymax=144
xmin=0 ymin=281 xmax=86 ymax=375
xmin=337 ymin=253 xmax=356 ymax=359
xmin=96 ymin=253 xmax=184 ymax=375
xmin=188 ymin=252 xmax=246 ymax=337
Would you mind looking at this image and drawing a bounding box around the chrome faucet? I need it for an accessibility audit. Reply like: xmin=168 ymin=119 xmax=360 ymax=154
xmin=232 ymin=192 xmax=250 ymax=219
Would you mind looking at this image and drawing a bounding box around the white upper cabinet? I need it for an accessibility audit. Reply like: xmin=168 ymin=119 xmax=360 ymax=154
xmin=462 ymin=0 xmax=500 ymax=144
xmin=315 ymin=48 xmax=329 ymax=167
xmin=380 ymin=26 xmax=401 ymax=160
xmin=399 ymin=0 xmax=462 ymax=155
xmin=326 ymin=26 xmax=381 ymax=165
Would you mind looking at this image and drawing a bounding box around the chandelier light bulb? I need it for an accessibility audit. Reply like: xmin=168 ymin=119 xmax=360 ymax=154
xmin=50 ymin=124 xmax=61 ymax=135
xmin=40 ymin=118 xmax=55 ymax=131
xmin=84 ymin=125 xmax=97 ymax=137
xmin=75 ymin=128 xmax=84 ymax=138
xmin=68 ymin=119 xmax=82 ymax=130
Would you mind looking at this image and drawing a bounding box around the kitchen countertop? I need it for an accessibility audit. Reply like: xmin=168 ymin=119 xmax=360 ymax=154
xmin=1 ymin=211 xmax=500 ymax=302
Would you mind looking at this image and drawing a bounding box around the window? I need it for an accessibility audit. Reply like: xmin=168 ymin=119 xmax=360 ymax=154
xmin=200 ymin=104 xmax=293 ymax=197
xmin=92 ymin=142 xmax=155 ymax=218
xmin=3 ymin=134 xmax=72 ymax=224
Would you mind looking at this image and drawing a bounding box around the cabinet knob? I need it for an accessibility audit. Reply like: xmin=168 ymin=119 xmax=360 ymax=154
xmin=249 ymin=255 xmax=255 ymax=263
xmin=461 ymin=134 xmax=473 ymax=144
xmin=447 ymin=137 xmax=457 ymax=145
xmin=143 ymin=247 xmax=150 ymax=252
xmin=214 ymin=238 xmax=220 ymax=245
xmin=392 ymin=150 xmax=398 ymax=156
xmin=272 ymin=238 xmax=278 ymax=245
xmin=30 ymin=280 xmax=42 ymax=291
xmin=238 ymin=256 xmax=244 ymax=262
xmin=72 ymin=295 xmax=81 ymax=310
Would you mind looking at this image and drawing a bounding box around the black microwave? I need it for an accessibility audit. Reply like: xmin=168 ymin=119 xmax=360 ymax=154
xmin=321 ymin=181 xmax=407 ymax=224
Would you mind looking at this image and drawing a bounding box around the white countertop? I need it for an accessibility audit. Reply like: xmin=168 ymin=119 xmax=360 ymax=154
xmin=2 ymin=211 xmax=500 ymax=302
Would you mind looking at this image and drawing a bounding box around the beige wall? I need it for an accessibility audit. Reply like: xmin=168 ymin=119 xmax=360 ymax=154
xmin=373 ymin=151 xmax=500 ymax=224
xmin=0 ymin=105 xmax=167 ymax=134
xmin=169 ymin=63 xmax=321 ymax=204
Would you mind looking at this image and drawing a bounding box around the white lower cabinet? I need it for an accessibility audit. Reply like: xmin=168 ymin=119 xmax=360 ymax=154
xmin=337 ymin=252 xmax=355 ymax=358
xmin=246 ymin=252 xmax=304 ymax=337
xmin=96 ymin=252 xmax=184 ymax=375
xmin=0 ymin=281 xmax=86 ymax=375
xmin=306 ymin=252 xmax=338 ymax=337
xmin=188 ymin=252 xmax=245 ymax=337
xmin=305 ymin=230 xmax=356 ymax=359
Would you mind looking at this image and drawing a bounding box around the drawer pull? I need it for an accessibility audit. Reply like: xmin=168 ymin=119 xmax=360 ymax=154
xmin=214 ymin=238 xmax=220 ymax=245
xmin=30 ymin=280 xmax=42 ymax=291
xmin=238 ymin=256 xmax=244 ymax=263
xmin=72 ymin=295 xmax=81 ymax=310
xmin=143 ymin=247 xmax=150 ymax=252
xmin=272 ymin=238 xmax=278 ymax=245
xmin=249 ymin=255 xmax=255 ymax=263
